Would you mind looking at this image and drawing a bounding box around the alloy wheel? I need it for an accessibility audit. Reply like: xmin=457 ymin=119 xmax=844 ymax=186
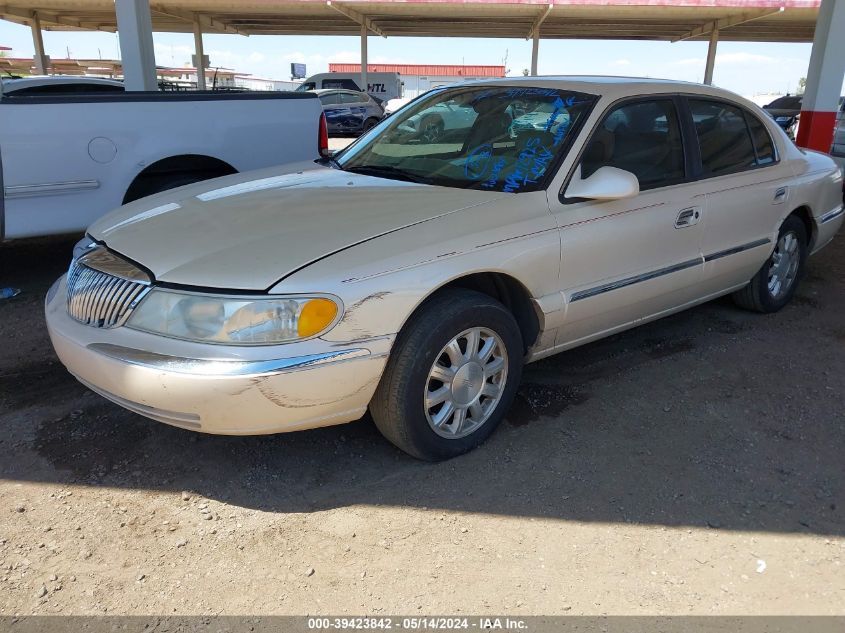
xmin=424 ymin=327 xmax=508 ymax=439
xmin=767 ymin=231 xmax=801 ymax=300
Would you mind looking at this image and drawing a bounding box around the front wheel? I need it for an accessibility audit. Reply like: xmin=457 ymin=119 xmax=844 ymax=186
xmin=370 ymin=289 xmax=524 ymax=461
xmin=732 ymin=215 xmax=808 ymax=313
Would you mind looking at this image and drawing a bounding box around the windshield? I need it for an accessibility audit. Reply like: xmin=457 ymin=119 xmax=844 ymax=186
xmin=336 ymin=85 xmax=597 ymax=192
xmin=296 ymin=82 xmax=316 ymax=92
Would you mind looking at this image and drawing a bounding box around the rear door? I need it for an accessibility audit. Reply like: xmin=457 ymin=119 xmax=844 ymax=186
xmin=319 ymin=91 xmax=344 ymax=133
xmin=549 ymin=96 xmax=706 ymax=348
xmin=685 ymin=98 xmax=792 ymax=296
xmin=339 ymin=91 xmax=367 ymax=131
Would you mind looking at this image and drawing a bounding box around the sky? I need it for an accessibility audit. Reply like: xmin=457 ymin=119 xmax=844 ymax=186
xmin=0 ymin=18 xmax=832 ymax=98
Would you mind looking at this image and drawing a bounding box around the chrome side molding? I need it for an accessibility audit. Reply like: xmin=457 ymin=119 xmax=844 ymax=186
xmin=570 ymin=237 xmax=772 ymax=303
xmin=4 ymin=179 xmax=99 ymax=199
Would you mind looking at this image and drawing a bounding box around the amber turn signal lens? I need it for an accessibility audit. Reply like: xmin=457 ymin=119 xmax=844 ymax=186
xmin=297 ymin=298 xmax=338 ymax=338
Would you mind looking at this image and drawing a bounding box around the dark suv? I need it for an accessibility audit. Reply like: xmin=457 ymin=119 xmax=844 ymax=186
xmin=763 ymin=95 xmax=802 ymax=138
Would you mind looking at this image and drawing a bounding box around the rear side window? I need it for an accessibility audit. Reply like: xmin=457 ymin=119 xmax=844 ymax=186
xmin=745 ymin=113 xmax=776 ymax=166
xmin=689 ymin=100 xmax=757 ymax=175
xmin=340 ymin=92 xmax=361 ymax=104
xmin=319 ymin=93 xmax=341 ymax=106
xmin=581 ymin=99 xmax=685 ymax=191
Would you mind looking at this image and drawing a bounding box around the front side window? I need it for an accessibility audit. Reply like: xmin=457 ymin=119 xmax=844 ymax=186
xmin=689 ymin=99 xmax=759 ymax=175
xmin=336 ymin=86 xmax=596 ymax=192
xmin=580 ymin=99 xmax=685 ymax=191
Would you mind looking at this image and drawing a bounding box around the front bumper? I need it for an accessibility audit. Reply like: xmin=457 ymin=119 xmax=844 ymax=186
xmin=45 ymin=275 xmax=391 ymax=435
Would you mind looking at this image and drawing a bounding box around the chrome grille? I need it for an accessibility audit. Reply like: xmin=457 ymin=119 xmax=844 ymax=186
xmin=66 ymin=247 xmax=152 ymax=329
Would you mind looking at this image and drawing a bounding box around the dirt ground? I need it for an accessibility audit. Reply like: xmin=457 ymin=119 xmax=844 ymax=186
xmin=1 ymin=224 xmax=843 ymax=616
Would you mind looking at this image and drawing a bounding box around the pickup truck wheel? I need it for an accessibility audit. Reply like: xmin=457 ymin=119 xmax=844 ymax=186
xmin=370 ymin=289 xmax=523 ymax=461
xmin=126 ymin=172 xmax=215 ymax=202
xmin=732 ymin=215 xmax=808 ymax=313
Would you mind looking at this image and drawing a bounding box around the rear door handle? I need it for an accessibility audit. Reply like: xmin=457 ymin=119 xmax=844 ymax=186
xmin=674 ymin=207 xmax=701 ymax=229
xmin=773 ymin=186 xmax=788 ymax=204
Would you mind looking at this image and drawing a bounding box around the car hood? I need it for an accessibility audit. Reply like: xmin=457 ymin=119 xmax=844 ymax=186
xmin=89 ymin=164 xmax=505 ymax=290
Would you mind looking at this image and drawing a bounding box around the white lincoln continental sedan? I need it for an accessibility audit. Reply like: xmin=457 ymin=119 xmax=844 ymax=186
xmin=46 ymin=77 xmax=844 ymax=460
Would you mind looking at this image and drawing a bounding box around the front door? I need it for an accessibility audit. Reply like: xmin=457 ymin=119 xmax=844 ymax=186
xmin=548 ymin=97 xmax=706 ymax=349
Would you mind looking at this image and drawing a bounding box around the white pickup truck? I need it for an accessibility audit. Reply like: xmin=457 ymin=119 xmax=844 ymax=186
xmin=0 ymin=87 xmax=324 ymax=239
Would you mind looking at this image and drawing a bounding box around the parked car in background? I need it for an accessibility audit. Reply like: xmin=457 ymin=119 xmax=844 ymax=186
xmin=508 ymin=97 xmax=571 ymax=138
xmin=316 ymin=89 xmax=383 ymax=135
xmin=46 ymin=78 xmax=843 ymax=461
xmin=831 ymin=97 xmax=845 ymax=159
xmin=763 ymin=94 xmax=802 ymax=138
xmin=297 ymin=72 xmax=403 ymax=103
xmin=0 ymin=75 xmax=124 ymax=95
xmin=0 ymin=89 xmax=324 ymax=240
xmin=391 ymin=99 xmax=479 ymax=142
xmin=383 ymin=96 xmax=413 ymax=117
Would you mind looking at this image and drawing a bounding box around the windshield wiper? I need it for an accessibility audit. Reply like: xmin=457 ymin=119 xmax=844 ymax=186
xmin=315 ymin=155 xmax=342 ymax=169
xmin=343 ymin=165 xmax=432 ymax=184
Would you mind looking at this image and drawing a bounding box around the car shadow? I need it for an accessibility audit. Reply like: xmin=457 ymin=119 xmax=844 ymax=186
xmin=1 ymin=235 xmax=843 ymax=537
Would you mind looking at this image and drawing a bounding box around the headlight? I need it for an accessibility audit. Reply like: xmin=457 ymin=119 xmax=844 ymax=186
xmin=126 ymin=289 xmax=341 ymax=345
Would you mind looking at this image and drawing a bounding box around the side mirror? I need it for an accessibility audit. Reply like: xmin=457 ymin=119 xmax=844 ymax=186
xmin=565 ymin=165 xmax=639 ymax=201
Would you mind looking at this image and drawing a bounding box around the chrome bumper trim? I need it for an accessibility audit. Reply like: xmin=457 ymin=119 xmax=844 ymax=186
xmin=820 ymin=205 xmax=844 ymax=224
xmin=85 ymin=343 xmax=372 ymax=377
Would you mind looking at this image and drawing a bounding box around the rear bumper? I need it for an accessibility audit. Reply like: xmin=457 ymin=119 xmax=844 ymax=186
xmin=45 ymin=275 xmax=391 ymax=435
xmin=812 ymin=204 xmax=845 ymax=255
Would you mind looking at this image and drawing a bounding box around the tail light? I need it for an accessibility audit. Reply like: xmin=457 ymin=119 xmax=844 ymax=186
xmin=318 ymin=112 xmax=329 ymax=158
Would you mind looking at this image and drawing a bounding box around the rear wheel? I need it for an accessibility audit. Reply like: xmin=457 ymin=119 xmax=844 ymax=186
xmin=362 ymin=117 xmax=379 ymax=133
xmin=370 ymin=289 xmax=523 ymax=461
xmin=732 ymin=215 xmax=808 ymax=313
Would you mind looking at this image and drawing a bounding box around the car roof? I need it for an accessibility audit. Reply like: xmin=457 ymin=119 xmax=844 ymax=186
xmin=432 ymin=75 xmax=768 ymax=111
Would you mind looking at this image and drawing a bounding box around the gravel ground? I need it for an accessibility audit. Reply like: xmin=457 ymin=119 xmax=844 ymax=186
xmin=0 ymin=223 xmax=843 ymax=616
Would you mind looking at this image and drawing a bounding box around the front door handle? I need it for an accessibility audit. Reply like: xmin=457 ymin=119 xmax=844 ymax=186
xmin=674 ymin=207 xmax=701 ymax=229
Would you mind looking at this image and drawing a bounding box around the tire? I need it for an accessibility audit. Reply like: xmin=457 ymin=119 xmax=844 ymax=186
xmin=370 ymin=289 xmax=524 ymax=461
xmin=361 ymin=117 xmax=379 ymax=133
xmin=732 ymin=215 xmax=808 ymax=313
xmin=125 ymin=172 xmax=216 ymax=203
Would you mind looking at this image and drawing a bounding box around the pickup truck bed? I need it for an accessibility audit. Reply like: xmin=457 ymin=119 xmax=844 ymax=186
xmin=0 ymin=90 xmax=323 ymax=239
